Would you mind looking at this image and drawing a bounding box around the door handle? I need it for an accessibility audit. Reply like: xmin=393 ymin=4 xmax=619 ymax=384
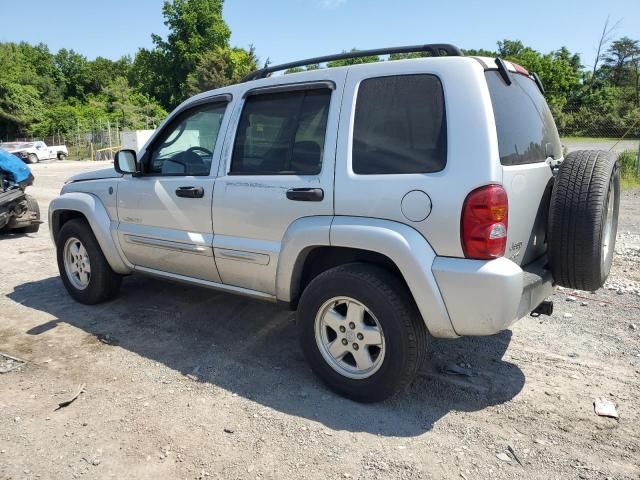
xmin=175 ymin=186 xmax=204 ymax=198
xmin=286 ymin=188 xmax=324 ymax=202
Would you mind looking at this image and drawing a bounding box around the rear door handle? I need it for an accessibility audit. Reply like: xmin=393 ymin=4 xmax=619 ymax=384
xmin=175 ymin=186 xmax=204 ymax=198
xmin=286 ymin=188 xmax=324 ymax=202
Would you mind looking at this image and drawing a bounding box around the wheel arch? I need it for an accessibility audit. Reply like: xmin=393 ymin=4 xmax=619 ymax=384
xmin=49 ymin=193 xmax=131 ymax=274
xmin=288 ymin=246 xmax=406 ymax=309
xmin=277 ymin=216 xmax=457 ymax=338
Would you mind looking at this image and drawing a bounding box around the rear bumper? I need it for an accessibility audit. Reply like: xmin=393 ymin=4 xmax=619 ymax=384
xmin=432 ymin=256 xmax=554 ymax=336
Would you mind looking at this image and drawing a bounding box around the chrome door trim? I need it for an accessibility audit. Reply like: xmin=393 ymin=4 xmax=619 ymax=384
xmin=124 ymin=234 xmax=212 ymax=256
xmin=214 ymin=248 xmax=270 ymax=265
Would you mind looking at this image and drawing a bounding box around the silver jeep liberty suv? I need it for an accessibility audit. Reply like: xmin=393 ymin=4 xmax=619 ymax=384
xmin=50 ymin=44 xmax=620 ymax=402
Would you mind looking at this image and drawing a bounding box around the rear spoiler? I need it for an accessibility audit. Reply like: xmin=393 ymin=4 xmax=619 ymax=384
xmin=471 ymin=56 xmax=545 ymax=94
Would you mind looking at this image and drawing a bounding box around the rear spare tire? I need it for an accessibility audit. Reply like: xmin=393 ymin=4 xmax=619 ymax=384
xmin=548 ymin=150 xmax=620 ymax=291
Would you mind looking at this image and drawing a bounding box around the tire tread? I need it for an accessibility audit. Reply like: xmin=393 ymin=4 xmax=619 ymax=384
xmin=548 ymin=150 xmax=619 ymax=291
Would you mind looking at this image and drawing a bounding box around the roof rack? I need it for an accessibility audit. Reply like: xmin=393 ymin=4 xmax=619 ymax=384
xmin=241 ymin=43 xmax=464 ymax=82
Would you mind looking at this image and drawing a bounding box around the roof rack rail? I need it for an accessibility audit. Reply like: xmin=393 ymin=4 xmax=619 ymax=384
xmin=241 ymin=43 xmax=464 ymax=82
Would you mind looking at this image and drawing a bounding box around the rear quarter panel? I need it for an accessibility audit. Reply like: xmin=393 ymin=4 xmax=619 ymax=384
xmin=334 ymin=57 xmax=502 ymax=257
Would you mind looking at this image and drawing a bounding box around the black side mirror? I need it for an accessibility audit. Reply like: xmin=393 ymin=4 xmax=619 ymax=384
xmin=114 ymin=149 xmax=140 ymax=175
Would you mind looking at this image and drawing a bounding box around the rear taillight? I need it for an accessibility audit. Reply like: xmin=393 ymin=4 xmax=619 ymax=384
xmin=511 ymin=62 xmax=530 ymax=76
xmin=461 ymin=184 xmax=508 ymax=260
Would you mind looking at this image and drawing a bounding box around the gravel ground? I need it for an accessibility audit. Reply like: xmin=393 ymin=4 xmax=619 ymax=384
xmin=1 ymin=161 xmax=639 ymax=480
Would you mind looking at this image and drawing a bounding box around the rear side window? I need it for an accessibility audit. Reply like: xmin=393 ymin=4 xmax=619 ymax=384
xmin=231 ymin=88 xmax=331 ymax=175
xmin=485 ymin=71 xmax=562 ymax=165
xmin=352 ymin=74 xmax=447 ymax=175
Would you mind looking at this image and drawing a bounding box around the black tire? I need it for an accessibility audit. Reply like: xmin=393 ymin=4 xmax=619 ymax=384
xmin=57 ymin=153 xmax=67 ymax=161
xmin=548 ymin=150 xmax=620 ymax=291
xmin=297 ymin=263 xmax=428 ymax=403
xmin=56 ymin=218 xmax=122 ymax=304
xmin=19 ymin=195 xmax=40 ymax=233
xmin=27 ymin=153 xmax=38 ymax=164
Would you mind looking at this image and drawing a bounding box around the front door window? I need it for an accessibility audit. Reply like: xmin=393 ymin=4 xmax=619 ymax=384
xmin=147 ymin=103 xmax=228 ymax=176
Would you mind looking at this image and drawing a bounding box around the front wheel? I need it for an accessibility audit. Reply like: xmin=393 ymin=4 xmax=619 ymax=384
xmin=27 ymin=153 xmax=38 ymax=164
xmin=297 ymin=263 xmax=428 ymax=402
xmin=56 ymin=219 xmax=122 ymax=304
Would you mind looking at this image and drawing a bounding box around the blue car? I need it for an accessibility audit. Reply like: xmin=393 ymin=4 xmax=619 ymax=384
xmin=0 ymin=148 xmax=40 ymax=233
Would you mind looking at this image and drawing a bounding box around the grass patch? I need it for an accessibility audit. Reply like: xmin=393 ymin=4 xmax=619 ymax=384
xmin=561 ymin=136 xmax=624 ymax=143
xmin=622 ymin=176 xmax=640 ymax=189
xmin=619 ymin=150 xmax=640 ymax=190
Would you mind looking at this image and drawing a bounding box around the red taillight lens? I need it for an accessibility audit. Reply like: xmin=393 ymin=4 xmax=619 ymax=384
xmin=512 ymin=62 xmax=530 ymax=76
xmin=461 ymin=185 xmax=509 ymax=259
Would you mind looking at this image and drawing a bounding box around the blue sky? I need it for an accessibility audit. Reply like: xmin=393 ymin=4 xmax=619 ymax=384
xmin=0 ymin=0 xmax=638 ymax=69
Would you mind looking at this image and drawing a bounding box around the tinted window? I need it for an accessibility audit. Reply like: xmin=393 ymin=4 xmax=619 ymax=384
xmin=231 ymin=89 xmax=331 ymax=175
xmin=148 ymin=102 xmax=227 ymax=176
xmin=485 ymin=71 xmax=562 ymax=166
xmin=352 ymin=75 xmax=446 ymax=175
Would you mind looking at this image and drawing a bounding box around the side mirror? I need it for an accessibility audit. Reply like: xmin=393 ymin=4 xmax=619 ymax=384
xmin=114 ymin=149 xmax=140 ymax=175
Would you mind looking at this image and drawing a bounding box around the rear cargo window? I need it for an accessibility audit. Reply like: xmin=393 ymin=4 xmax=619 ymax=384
xmin=352 ymin=74 xmax=447 ymax=175
xmin=485 ymin=71 xmax=562 ymax=166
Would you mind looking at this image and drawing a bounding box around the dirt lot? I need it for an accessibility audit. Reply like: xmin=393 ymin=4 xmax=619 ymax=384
xmin=1 ymin=161 xmax=639 ymax=480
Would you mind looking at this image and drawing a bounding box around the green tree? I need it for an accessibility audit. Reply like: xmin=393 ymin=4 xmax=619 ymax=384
xmin=55 ymin=48 xmax=91 ymax=99
xmin=186 ymin=46 xmax=257 ymax=95
xmin=132 ymin=0 xmax=232 ymax=108
xmin=462 ymin=47 xmax=498 ymax=57
xmin=86 ymin=56 xmax=131 ymax=95
xmin=603 ymin=37 xmax=640 ymax=85
xmin=0 ymin=42 xmax=57 ymax=137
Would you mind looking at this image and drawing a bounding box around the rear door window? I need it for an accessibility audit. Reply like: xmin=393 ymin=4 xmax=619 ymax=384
xmin=231 ymin=88 xmax=331 ymax=175
xmin=352 ymin=74 xmax=447 ymax=175
xmin=485 ymin=71 xmax=562 ymax=166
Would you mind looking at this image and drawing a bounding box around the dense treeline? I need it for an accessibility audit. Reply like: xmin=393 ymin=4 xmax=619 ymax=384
xmin=0 ymin=0 xmax=638 ymax=140
xmin=480 ymin=39 xmax=640 ymax=137
xmin=0 ymin=0 xmax=257 ymax=140
xmin=288 ymin=39 xmax=640 ymax=137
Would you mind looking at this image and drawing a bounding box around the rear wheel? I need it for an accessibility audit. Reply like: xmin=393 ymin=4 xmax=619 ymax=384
xmin=56 ymin=219 xmax=122 ymax=304
xmin=297 ymin=263 xmax=427 ymax=402
xmin=27 ymin=153 xmax=38 ymax=164
xmin=57 ymin=153 xmax=67 ymax=161
xmin=548 ymin=150 xmax=620 ymax=291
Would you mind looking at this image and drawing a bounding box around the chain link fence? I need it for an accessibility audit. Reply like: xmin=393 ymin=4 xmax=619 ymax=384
xmin=555 ymin=103 xmax=640 ymax=180
xmin=9 ymin=119 xmax=124 ymax=161
xmin=556 ymin=102 xmax=640 ymax=154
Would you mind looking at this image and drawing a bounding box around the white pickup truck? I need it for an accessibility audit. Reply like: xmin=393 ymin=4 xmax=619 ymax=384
xmin=1 ymin=141 xmax=68 ymax=163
